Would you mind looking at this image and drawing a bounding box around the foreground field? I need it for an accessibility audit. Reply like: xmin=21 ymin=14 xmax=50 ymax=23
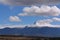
xmin=0 ymin=35 xmax=60 ymax=40
xmin=0 ymin=35 xmax=42 ymax=40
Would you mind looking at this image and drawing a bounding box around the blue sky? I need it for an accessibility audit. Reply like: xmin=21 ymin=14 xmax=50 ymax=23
xmin=0 ymin=5 xmax=49 ymax=24
xmin=0 ymin=5 xmax=59 ymax=24
xmin=0 ymin=5 xmax=37 ymax=25
xmin=0 ymin=0 xmax=60 ymax=28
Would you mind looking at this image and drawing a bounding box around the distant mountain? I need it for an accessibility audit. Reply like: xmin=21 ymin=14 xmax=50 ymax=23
xmin=0 ymin=26 xmax=60 ymax=37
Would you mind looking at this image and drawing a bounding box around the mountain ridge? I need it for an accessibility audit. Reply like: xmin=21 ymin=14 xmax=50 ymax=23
xmin=0 ymin=26 xmax=60 ymax=37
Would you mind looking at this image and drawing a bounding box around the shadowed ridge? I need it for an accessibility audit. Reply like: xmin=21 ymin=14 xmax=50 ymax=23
xmin=0 ymin=26 xmax=60 ymax=37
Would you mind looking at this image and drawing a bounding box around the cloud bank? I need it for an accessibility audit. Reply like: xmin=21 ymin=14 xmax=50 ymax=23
xmin=18 ymin=5 xmax=60 ymax=16
xmin=0 ymin=0 xmax=60 ymax=5
xmin=0 ymin=25 xmax=26 ymax=29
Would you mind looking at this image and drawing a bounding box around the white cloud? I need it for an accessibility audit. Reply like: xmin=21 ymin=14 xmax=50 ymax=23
xmin=18 ymin=5 xmax=60 ymax=16
xmin=35 ymin=17 xmax=60 ymax=26
xmin=35 ymin=19 xmax=52 ymax=26
xmin=27 ymin=17 xmax=60 ymax=28
xmin=29 ymin=19 xmax=53 ymax=27
xmin=9 ymin=16 xmax=21 ymax=22
xmin=52 ymin=17 xmax=60 ymax=21
xmin=0 ymin=0 xmax=60 ymax=5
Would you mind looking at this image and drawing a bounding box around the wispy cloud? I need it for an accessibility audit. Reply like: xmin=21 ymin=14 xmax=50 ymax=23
xmin=0 ymin=25 xmax=26 ymax=29
xmin=0 ymin=0 xmax=60 ymax=5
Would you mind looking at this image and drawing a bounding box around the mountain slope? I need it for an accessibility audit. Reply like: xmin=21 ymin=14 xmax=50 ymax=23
xmin=0 ymin=27 xmax=60 ymax=37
